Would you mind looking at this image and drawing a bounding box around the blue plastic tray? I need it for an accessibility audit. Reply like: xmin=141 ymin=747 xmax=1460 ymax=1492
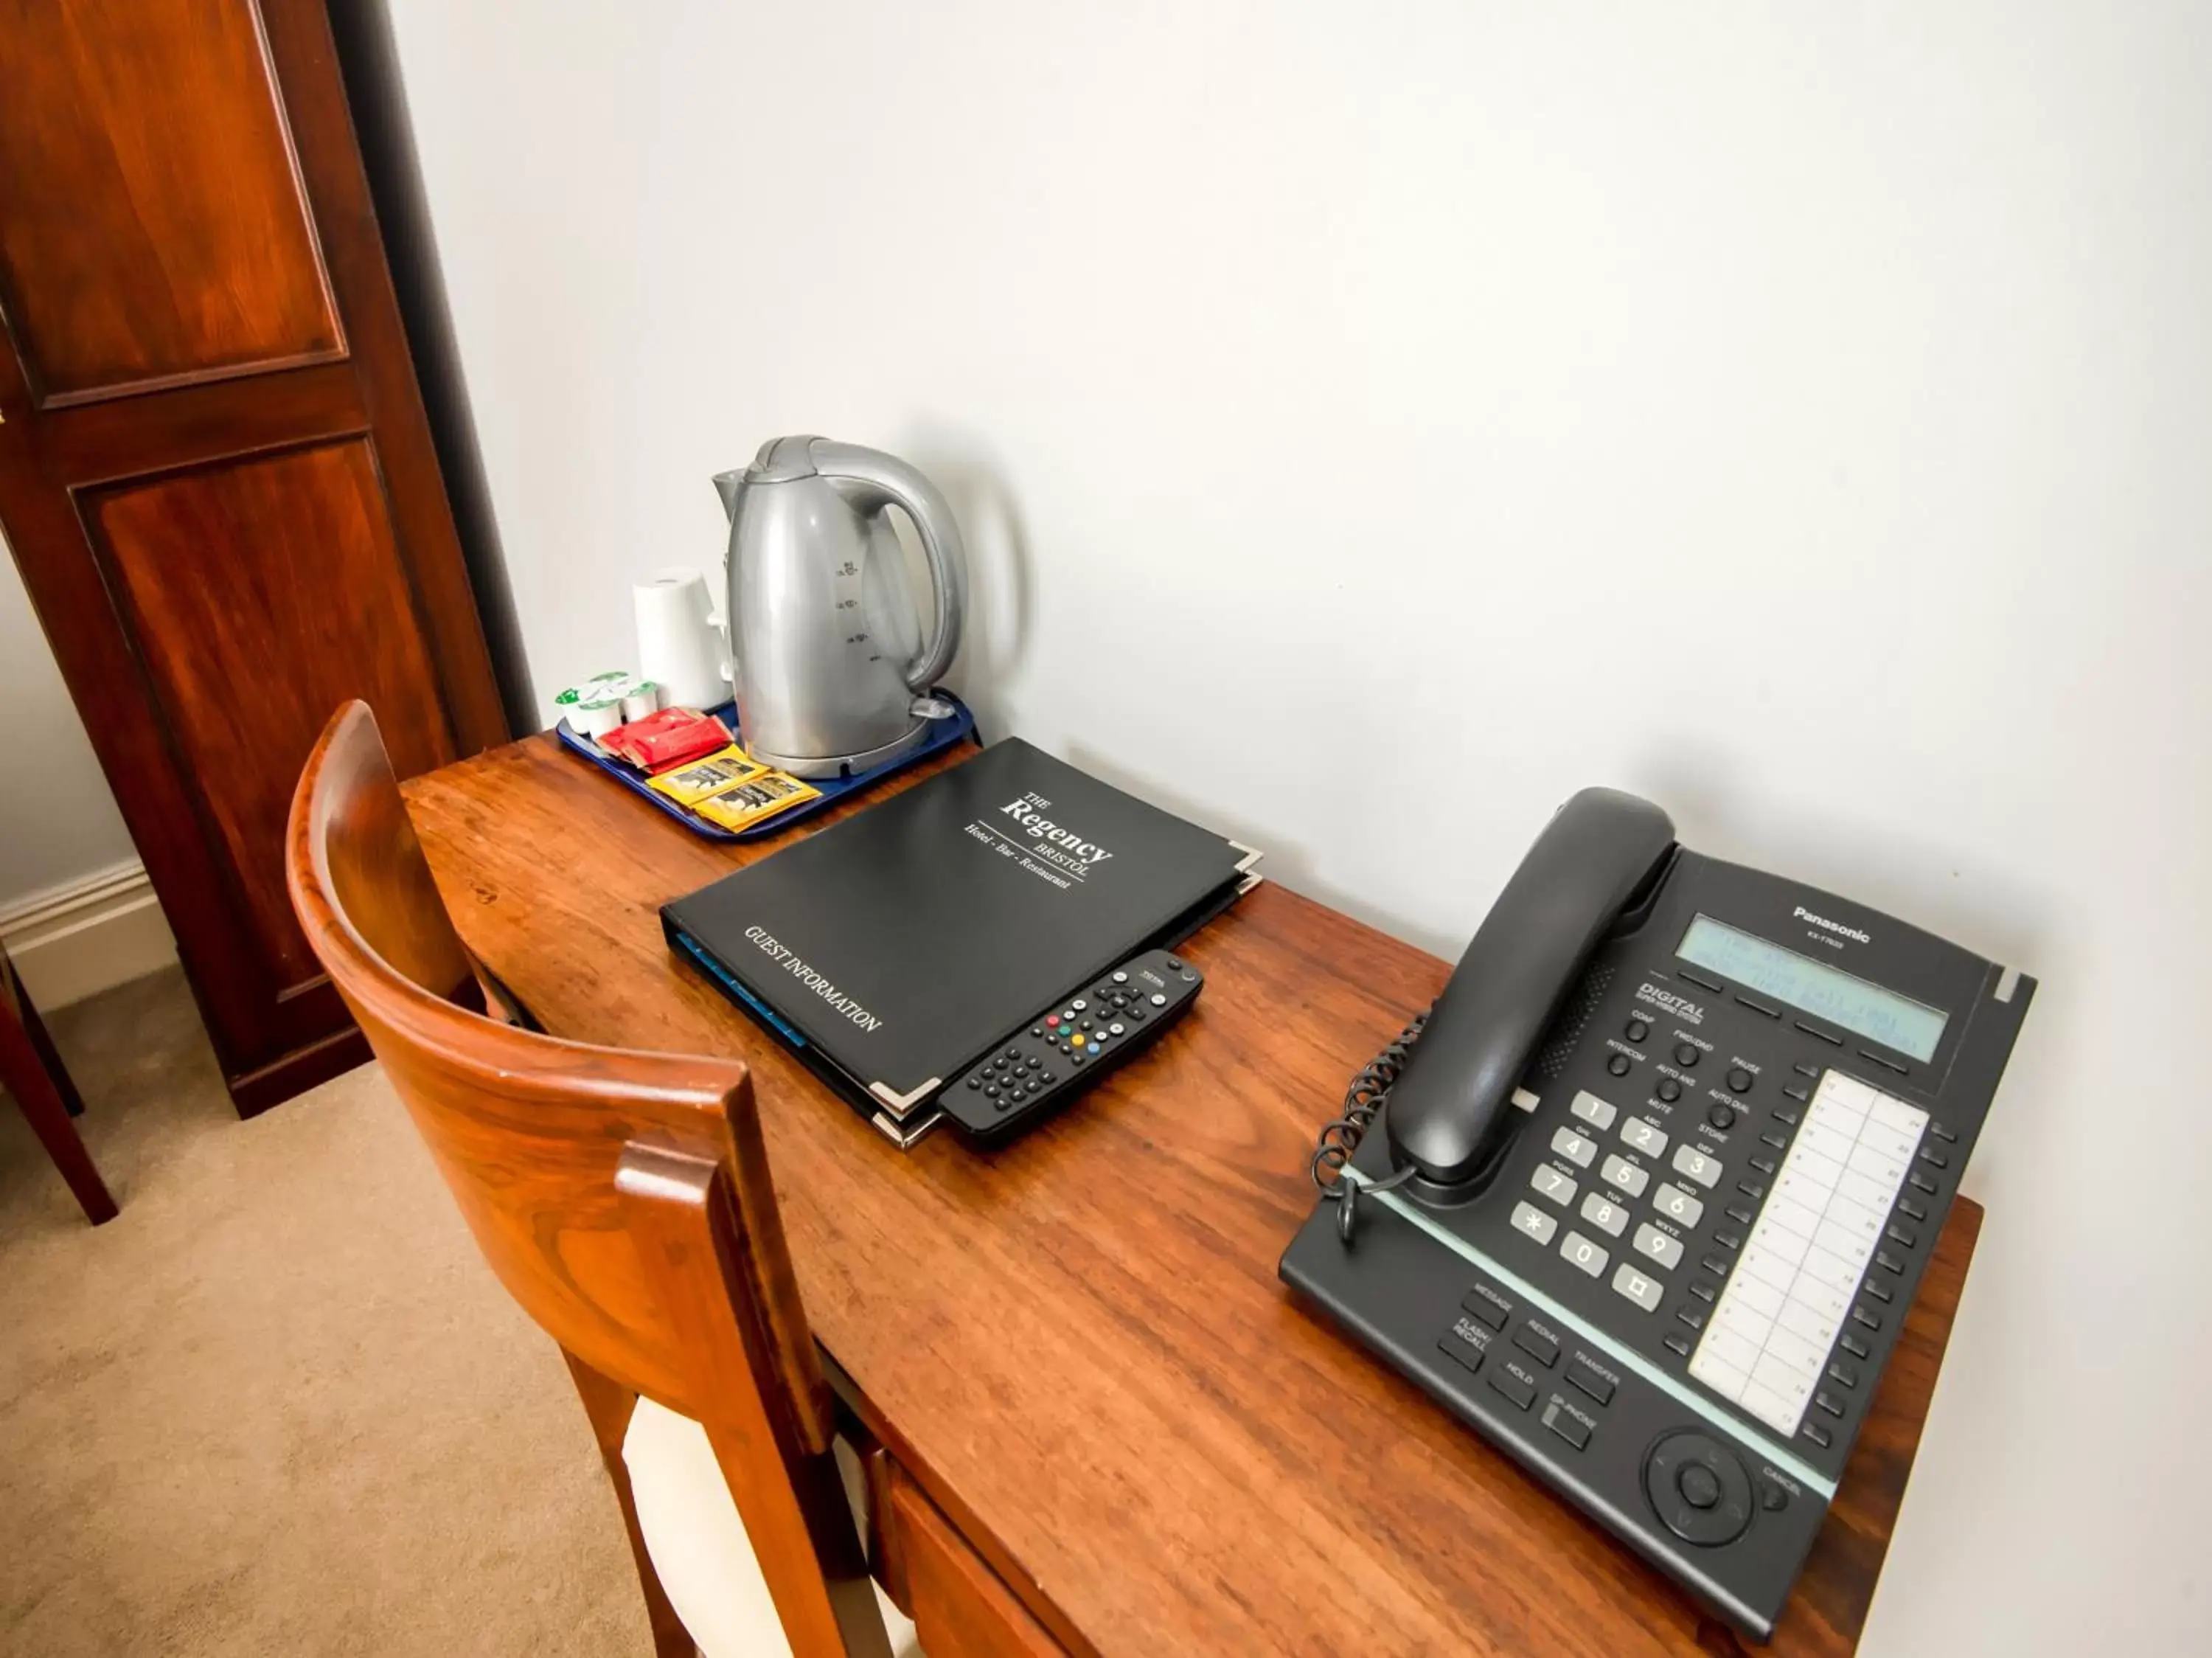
xmin=555 ymin=694 xmax=978 ymax=842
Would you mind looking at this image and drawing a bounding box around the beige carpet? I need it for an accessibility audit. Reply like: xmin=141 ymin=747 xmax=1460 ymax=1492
xmin=0 ymin=968 xmax=655 ymax=1657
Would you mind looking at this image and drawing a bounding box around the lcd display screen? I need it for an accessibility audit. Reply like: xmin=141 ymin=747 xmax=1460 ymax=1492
xmin=1676 ymin=914 xmax=1947 ymax=1062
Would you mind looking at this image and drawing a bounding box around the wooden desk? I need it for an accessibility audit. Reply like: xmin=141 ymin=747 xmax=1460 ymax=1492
xmin=403 ymin=736 xmax=1980 ymax=1657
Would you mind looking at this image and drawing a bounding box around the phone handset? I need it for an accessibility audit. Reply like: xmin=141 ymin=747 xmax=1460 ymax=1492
xmin=1375 ymin=788 xmax=1677 ymax=1201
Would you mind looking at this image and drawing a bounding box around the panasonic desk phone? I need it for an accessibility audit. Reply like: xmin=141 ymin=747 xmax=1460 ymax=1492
xmin=1280 ymin=788 xmax=2032 ymax=1640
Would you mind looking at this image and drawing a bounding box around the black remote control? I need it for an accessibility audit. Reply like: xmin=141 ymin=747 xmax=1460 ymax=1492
xmin=939 ymin=948 xmax=1204 ymax=1142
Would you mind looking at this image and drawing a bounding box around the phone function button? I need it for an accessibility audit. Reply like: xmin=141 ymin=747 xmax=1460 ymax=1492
xmin=1705 ymin=1103 xmax=1736 ymax=1130
xmin=1653 ymin=1183 xmax=1705 ymax=1228
xmin=1671 ymin=1145 xmax=1723 ymax=1189
xmin=1530 ymin=1165 xmax=1579 ymax=1207
xmin=1512 ymin=1325 xmax=1560 ymax=1367
xmin=1673 ymin=1042 xmax=1701 ymax=1068
xmin=1579 ymin=1192 xmax=1630 ymax=1238
xmin=1633 ymin=1222 xmax=1684 ymax=1270
xmin=1460 ymin=1286 xmax=1513 ymax=1331
xmin=1510 ymin=1201 xmax=1559 ymax=1245
xmin=1612 ymin=1263 xmax=1663 ymax=1312
xmin=1726 ymin=1066 xmax=1755 ymax=1094
xmin=1625 ymin=1016 xmax=1652 ymax=1043
xmin=1567 ymin=1355 xmax=1616 ymax=1405
xmin=1606 ymin=1053 xmax=1632 ymax=1077
xmin=1550 ymin=1127 xmax=1599 ymax=1169
xmin=1601 ymin=1153 xmax=1649 ymax=1198
xmin=1486 ymin=1360 xmax=1540 ymax=1412
xmin=1541 ymin=1400 xmax=1593 ymax=1451
xmin=1571 ymin=1091 xmax=1618 ymax=1131
xmin=1560 ymin=1231 xmax=1610 ymax=1277
xmin=1656 ymin=1078 xmax=1683 ymax=1103
xmin=1621 ymin=1118 xmax=1669 ymax=1158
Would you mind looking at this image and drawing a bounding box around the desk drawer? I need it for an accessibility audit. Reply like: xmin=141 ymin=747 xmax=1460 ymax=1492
xmin=880 ymin=1465 xmax=1064 ymax=1658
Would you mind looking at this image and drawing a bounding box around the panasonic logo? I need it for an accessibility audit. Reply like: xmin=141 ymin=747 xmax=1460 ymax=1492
xmin=1794 ymin=905 xmax=1870 ymax=944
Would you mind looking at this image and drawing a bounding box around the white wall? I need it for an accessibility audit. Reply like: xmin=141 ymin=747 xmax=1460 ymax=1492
xmin=0 ymin=541 xmax=137 ymax=903
xmin=383 ymin=4 xmax=2211 ymax=1649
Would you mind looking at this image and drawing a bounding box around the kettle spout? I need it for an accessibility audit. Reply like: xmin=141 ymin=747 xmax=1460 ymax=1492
xmin=712 ymin=469 xmax=744 ymax=521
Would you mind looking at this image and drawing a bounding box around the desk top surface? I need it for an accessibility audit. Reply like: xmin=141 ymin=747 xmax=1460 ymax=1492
xmin=403 ymin=736 xmax=1979 ymax=1657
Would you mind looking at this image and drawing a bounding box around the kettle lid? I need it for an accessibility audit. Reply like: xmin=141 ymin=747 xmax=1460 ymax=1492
xmin=745 ymin=434 xmax=822 ymax=483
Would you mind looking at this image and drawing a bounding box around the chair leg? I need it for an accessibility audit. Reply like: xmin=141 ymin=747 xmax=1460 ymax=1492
xmin=562 ymin=1347 xmax=696 ymax=1658
xmin=0 ymin=990 xmax=116 ymax=1225
xmin=12 ymin=979 xmax=86 ymax=1117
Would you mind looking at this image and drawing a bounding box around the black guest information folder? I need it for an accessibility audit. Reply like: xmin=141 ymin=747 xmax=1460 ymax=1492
xmin=661 ymin=738 xmax=1262 ymax=1148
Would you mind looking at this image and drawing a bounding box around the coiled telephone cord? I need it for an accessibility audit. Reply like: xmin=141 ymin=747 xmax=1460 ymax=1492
xmin=1310 ymin=1010 xmax=1430 ymax=1241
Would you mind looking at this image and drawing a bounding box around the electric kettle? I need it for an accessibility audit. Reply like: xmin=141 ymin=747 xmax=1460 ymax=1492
xmin=712 ymin=437 xmax=968 ymax=778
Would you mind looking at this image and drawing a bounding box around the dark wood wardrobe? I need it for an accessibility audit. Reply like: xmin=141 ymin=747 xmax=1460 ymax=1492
xmin=0 ymin=0 xmax=509 ymax=1113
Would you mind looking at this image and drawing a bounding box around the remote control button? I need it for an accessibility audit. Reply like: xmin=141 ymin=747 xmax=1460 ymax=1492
xmin=1109 ymin=1021 xmax=1125 ymax=1036
xmin=1570 ymin=1091 xmax=1618 ymax=1131
xmin=1113 ymin=971 xmax=1128 ymax=983
xmin=1674 ymin=1042 xmax=1700 ymax=1068
xmin=1550 ymin=1127 xmax=1599 ymax=1169
xmin=1530 ymin=1165 xmax=1578 ymax=1208
xmin=1601 ymin=1153 xmax=1648 ymax=1198
xmin=1621 ymin=1118 xmax=1668 ymax=1158
xmin=1071 ymin=1052 xmax=1087 ymax=1066
xmin=1560 ymin=1232 xmax=1609 ymax=1277
xmin=1005 ymin=1047 xmax=1020 ymax=1059
xmin=1656 ymin=1077 xmax=1682 ymax=1103
xmin=1625 ymin=1017 xmax=1651 ymax=1042
xmin=1026 ymin=1056 xmax=1042 ymax=1069
xmin=1071 ymin=999 xmax=1087 ymax=1012
xmin=1029 ymin=1026 xmax=1043 ymax=1037
xmin=1041 ymin=1070 xmax=1056 ymax=1083
xmin=1726 ymin=1066 xmax=1754 ymax=1094
xmin=984 ymin=1084 xmax=1000 ymax=1098
xmin=1633 ymin=1223 xmax=1683 ymax=1270
xmin=966 ymin=1076 xmax=981 ymax=1089
xmin=1652 ymin=1183 xmax=1704 ymax=1227
xmin=1128 ymin=1005 xmax=1147 ymax=1021
xmin=1510 ymin=1201 xmax=1559 ymax=1245
xmin=1046 ymin=1014 xmax=1060 ymax=1027
xmin=1706 ymin=1103 xmax=1736 ymax=1130
xmin=1071 ymin=1034 xmax=1087 ymax=1047
xmin=1150 ymin=993 xmax=1167 ymax=1007
xmin=1607 ymin=1053 xmax=1632 ymax=1077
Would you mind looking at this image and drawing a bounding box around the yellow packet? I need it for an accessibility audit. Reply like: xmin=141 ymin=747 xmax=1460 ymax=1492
xmin=693 ymin=769 xmax=822 ymax=832
xmin=647 ymin=746 xmax=768 ymax=807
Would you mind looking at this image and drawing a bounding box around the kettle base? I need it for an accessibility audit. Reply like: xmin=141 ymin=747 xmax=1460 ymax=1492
xmin=754 ymin=716 xmax=935 ymax=781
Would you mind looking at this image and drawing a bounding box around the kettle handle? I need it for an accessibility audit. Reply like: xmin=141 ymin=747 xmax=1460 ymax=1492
xmin=808 ymin=440 xmax=968 ymax=693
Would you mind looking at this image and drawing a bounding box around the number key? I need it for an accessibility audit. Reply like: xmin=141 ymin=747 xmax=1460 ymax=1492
xmin=1511 ymin=1201 xmax=1559 ymax=1245
xmin=1551 ymin=1126 xmax=1599 ymax=1169
xmin=1579 ymin=1191 xmax=1630 ymax=1238
xmin=1653 ymin=1182 xmax=1705 ymax=1227
xmin=1560 ymin=1231 xmax=1609 ymax=1277
xmin=1672 ymin=1144 xmax=1723 ymax=1189
xmin=1530 ymin=1165 xmax=1578 ymax=1208
xmin=1621 ymin=1117 xmax=1669 ymax=1158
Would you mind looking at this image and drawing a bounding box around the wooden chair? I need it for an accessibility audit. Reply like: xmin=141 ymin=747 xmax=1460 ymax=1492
xmin=0 ymin=937 xmax=116 ymax=1226
xmin=285 ymin=701 xmax=912 ymax=1658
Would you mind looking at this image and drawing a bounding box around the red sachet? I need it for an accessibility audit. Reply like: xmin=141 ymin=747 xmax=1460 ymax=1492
xmin=602 ymin=707 xmax=733 ymax=773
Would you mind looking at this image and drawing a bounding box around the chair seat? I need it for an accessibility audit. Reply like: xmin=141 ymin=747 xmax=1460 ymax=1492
xmin=624 ymin=1397 xmax=919 ymax=1657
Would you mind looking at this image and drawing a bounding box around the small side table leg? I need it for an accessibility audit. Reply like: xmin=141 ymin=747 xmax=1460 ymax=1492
xmin=0 ymin=985 xmax=116 ymax=1225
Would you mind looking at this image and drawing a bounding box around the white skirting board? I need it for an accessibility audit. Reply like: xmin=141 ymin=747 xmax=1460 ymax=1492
xmin=0 ymin=859 xmax=178 ymax=1008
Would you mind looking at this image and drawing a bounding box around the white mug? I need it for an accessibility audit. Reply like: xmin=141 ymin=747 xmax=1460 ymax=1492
xmin=633 ymin=566 xmax=731 ymax=711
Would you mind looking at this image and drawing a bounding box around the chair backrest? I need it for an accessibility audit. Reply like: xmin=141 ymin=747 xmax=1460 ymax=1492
xmin=285 ymin=701 xmax=888 ymax=1658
